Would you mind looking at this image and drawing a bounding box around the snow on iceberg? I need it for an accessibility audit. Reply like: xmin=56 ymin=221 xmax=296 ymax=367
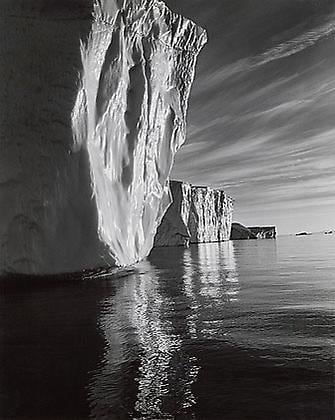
xmin=0 ymin=1 xmax=206 ymax=274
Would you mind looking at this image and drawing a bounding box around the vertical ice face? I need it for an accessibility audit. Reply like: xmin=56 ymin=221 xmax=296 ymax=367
xmin=0 ymin=1 xmax=206 ymax=274
xmin=188 ymin=186 xmax=234 ymax=244
xmin=154 ymin=181 xmax=234 ymax=247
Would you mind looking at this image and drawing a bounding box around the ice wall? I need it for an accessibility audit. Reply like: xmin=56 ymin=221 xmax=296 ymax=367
xmin=0 ymin=1 xmax=206 ymax=274
xmin=154 ymin=181 xmax=234 ymax=247
xmin=188 ymin=185 xmax=234 ymax=244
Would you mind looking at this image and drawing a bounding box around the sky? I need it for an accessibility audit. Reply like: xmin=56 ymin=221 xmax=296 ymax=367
xmin=165 ymin=0 xmax=335 ymax=234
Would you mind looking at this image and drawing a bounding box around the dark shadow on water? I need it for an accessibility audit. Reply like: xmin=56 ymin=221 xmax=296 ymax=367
xmin=0 ymin=267 xmax=135 ymax=419
xmin=0 ymin=266 xmax=136 ymax=291
xmin=190 ymin=338 xmax=333 ymax=420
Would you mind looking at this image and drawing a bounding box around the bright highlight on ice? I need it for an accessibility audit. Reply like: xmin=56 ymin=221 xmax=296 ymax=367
xmin=0 ymin=0 xmax=206 ymax=274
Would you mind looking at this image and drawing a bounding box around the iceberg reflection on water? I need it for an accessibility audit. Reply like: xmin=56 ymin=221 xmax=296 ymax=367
xmin=88 ymin=242 xmax=239 ymax=418
xmin=88 ymin=260 xmax=199 ymax=419
xmin=2 ymin=236 xmax=333 ymax=419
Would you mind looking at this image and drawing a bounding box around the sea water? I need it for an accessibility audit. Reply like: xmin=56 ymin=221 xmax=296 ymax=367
xmin=1 ymin=234 xmax=334 ymax=419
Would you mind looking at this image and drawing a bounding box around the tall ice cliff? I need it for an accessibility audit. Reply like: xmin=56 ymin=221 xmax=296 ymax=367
xmin=154 ymin=181 xmax=234 ymax=247
xmin=0 ymin=0 xmax=206 ymax=274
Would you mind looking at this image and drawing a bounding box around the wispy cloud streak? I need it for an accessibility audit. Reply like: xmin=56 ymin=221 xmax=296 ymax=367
xmin=196 ymin=14 xmax=335 ymax=92
xmin=253 ymin=17 xmax=335 ymax=66
xmin=171 ymin=2 xmax=335 ymax=233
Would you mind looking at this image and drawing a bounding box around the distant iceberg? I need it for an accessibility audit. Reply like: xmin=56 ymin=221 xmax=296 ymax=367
xmin=154 ymin=181 xmax=234 ymax=247
xmin=230 ymin=223 xmax=277 ymax=240
xmin=230 ymin=223 xmax=257 ymax=240
xmin=248 ymin=226 xmax=276 ymax=239
xmin=0 ymin=1 xmax=206 ymax=274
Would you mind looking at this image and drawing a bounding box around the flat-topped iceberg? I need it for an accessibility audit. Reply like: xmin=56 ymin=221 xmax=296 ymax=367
xmin=154 ymin=181 xmax=234 ymax=247
xmin=230 ymin=223 xmax=277 ymax=240
xmin=0 ymin=1 xmax=206 ymax=274
xmin=248 ymin=226 xmax=276 ymax=239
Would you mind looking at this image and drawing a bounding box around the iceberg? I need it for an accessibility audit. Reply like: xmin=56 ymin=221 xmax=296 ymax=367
xmin=154 ymin=181 xmax=234 ymax=247
xmin=248 ymin=226 xmax=277 ymax=239
xmin=0 ymin=1 xmax=206 ymax=274
xmin=154 ymin=181 xmax=192 ymax=247
xmin=230 ymin=223 xmax=257 ymax=240
xmin=230 ymin=223 xmax=277 ymax=240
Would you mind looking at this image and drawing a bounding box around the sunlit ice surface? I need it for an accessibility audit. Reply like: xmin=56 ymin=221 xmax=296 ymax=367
xmin=0 ymin=0 xmax=206 ymax=274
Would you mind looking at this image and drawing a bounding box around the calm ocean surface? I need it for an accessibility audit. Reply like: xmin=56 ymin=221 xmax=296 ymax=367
xmin=1 ymin=234 xmax=334 ymax=419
